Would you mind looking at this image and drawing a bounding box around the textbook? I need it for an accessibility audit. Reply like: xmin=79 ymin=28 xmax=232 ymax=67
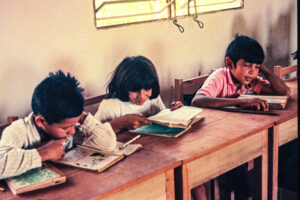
xmin=130 ymin=106 xmax=204 ymax=138
xmin=238 ymin=94 xmax=289 ymax=109
xmin=54 ymin=140 xmax=142 ymax=172
xmin=5 ymin=163 xmax=66 ymax=195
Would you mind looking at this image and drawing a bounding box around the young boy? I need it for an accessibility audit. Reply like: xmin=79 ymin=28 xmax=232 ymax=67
xmin=191 ymin=35 xmax=290 ymax=199
xmin=0 ymin=70 xmax=116 ymax=180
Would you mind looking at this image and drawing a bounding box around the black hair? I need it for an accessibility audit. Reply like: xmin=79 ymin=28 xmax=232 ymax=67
xmin=225 ymin=34 xmax=265 ymax=67
xmin=107 ymin=56 xmax=160 ymax=101
xmin=31 ymin=70 xmax=84 ymax=124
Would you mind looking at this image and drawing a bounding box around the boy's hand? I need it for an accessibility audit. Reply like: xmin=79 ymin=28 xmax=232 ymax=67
xmin=110 ymin=114 xmax=151 ymax=132
xmin=259 ymin=64 xmax=272 ymax=76
xmin=238 ymin=98 xmax=269 ymax=111
xmin=170 ymin=101 xmax=184 ymax=111
xmin=37 ymin=138 xmax=68 ymax=161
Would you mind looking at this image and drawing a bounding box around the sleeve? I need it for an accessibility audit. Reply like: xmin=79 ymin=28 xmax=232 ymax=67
xmin=150 ymin=95 xmax=166 ymax=114
xmin=0 ymin=126 xmax=42 ymax=180
xmin=196 ymin=72 xmax=223 ymax=97
xmin=252 ymin=76 xmax=270 ymax=94
xmin=80 ymin=113 xmax=117 ymax=151
xmin=94 ymin=99 xmax=121 ymax=123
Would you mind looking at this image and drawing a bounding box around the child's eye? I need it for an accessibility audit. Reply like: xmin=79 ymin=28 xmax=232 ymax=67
xmin=256 ymin=65 xmax=261 ymax=69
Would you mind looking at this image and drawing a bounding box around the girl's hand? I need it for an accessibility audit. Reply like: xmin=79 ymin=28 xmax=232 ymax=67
xmin=110 ymin=114 xmax=151 ymax=132
xmin=170 ymin=101 xmax=184 ymax=111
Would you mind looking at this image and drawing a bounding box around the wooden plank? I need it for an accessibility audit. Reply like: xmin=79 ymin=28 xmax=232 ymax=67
xmin=182 ymin=163 xmax=191 ymax=200
xmin=261 ymin=128 xmax=268 ymax=200
xmin=165 ymin=169 xmax=175 ymax=200
xmin=99 ymin=173 xmax=167 ymax=200
xmin=269 ymin=126 xmax=279 ymax=200
xmin=188 ymin=131 xmax=265 ymax=188
xmin=278 ymin=117 xmax=298 ymax=146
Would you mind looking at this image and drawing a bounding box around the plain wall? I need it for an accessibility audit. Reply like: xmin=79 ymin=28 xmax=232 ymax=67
xmin=0 ymin=0 xmax=297 ymax=123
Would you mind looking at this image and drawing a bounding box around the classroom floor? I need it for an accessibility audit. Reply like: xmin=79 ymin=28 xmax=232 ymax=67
xmin=278 ymin=188 xmax=298 ymax=200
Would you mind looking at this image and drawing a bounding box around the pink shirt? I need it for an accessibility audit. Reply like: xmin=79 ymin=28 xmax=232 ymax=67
xmin=197 ymin=68 xmax=269 ymax=98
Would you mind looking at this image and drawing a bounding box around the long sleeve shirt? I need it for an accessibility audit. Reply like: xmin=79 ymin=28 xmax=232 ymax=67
xmin=94 ymin=95 xmax=166 ymax=123
xmin=0 ymin=112 xmax=116 ymax=180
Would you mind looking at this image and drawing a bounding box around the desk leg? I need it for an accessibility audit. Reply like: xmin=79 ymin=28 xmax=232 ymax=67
xmin=182 ymin=163 xmax=191 ymax=200
xmin=268 ymin=126 xmax=279 ymax=200
xmin=262 ymin=129 xmax=268 ymax=200
xmin=166 ymin=169 xmax=175 ymax=200
xmin=247 ymin=130 xmax=269 ymax=200
xmin=254 ymin=129 xmax=268 ymax=200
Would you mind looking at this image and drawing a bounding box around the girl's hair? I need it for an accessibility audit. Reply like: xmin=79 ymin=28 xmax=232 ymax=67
xmin=107 ymin=56 xmax=160 ymax=101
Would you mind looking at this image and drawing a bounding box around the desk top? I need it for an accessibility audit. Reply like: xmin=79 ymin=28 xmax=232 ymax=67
xmin=0 ymin=149 xmax=180 ymax=200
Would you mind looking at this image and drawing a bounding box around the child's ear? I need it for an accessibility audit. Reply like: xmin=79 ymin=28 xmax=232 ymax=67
xmin=225 ymin=57 xmax=234 ymax=70
xmin=34 ymin=115 xmax=47 ymax=129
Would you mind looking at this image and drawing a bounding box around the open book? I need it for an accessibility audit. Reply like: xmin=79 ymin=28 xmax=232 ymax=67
xmin=238 ymin=94 xmax=289 ymax=109
xmin=130 ymin=106 xmax=204 ymax=138
xmin=5 ymin=163 xmax=66 ymax=195
xmin=54 ymin=140 xmax=142 ymax=172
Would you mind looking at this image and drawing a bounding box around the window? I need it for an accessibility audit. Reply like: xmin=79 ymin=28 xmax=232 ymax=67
xmin=94 ymin=0 xmax=243 ymax=29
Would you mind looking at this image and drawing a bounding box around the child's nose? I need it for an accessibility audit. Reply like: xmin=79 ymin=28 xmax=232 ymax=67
xmin=138 ymin=90 xmax=148 ymax=100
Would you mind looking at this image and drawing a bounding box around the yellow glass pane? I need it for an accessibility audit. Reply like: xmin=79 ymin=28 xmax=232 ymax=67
xmin=95 ymin=0 xmax=170 ymax=28
xmin=175 ymin=0 xmax=243 ymax=17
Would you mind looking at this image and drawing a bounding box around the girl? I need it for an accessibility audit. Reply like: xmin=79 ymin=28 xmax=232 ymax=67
xmin=94 ymin=55 xmax=182 ymax=133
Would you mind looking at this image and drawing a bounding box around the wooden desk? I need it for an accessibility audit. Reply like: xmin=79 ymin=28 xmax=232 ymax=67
xmin=124 ymin=108 xmax=276 ymax=200
xmin=0 ymin=149 xmax=181 ymax=200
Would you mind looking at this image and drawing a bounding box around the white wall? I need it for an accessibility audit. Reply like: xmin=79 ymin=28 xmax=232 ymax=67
xmin=0 ymin=0 xmax=297 ymax=122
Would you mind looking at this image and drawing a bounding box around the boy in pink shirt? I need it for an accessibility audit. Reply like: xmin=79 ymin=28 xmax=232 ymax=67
xmin=192 ymin=35 xmax=290 ymax=200
xmin=192 ymin=35 xmax=289 ymax=111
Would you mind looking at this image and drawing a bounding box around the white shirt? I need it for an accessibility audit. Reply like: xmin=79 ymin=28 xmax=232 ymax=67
xmin=0 ymin=112 xmax=116 ymax=180
xmin=94 ymin=96 xmax=166 ymax=123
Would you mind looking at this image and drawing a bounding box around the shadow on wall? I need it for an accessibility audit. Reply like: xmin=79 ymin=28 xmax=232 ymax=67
xmin=264 ymin=10 xmax=292 ymax=69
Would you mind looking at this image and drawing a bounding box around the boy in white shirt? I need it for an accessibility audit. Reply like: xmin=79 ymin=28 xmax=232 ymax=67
xmin=0 ymin=70 xmax=116 ymax=180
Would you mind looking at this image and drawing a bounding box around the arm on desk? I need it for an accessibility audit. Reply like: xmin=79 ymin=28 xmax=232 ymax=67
xmin=191 ymin=94 xmax=269 ymax=111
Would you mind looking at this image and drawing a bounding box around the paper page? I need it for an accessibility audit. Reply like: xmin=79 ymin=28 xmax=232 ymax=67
xmin=115 ymin=142 xmax=142 ymax=156
xmin=57 ymin=148 xmax=120 ymax=170
xmin=147 ymin=106 xmax=202 ymax=127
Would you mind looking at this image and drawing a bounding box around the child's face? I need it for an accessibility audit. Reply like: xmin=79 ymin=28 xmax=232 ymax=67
xmin=36 ymin=115 xmax=80 ymax=139
xmin=129 ymin=89 xmax=152 ymax=105
xmin=229 ymin=59 xmax=261 ymax=85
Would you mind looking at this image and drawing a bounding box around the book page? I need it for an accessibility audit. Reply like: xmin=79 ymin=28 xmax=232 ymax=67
xmin=6 ymin=166 xmax=60 ymax=190
xmin=115 ymin=142 xmax=142 ymax=156
xmin=239 ymin=94 xmax=288 ymax=108
xmin=57 ymin=148 xmax=121 ymax=171
xmin=147 ymin=106 xmax=202 ymax=128
xmin=239 ymin=94 xmax=288 ymax=103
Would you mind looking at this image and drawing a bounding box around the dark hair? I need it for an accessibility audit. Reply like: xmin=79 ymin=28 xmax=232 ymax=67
xmin=225 ymin=34 xmax=265 ymax=67
xmin=107 ymin=56 xmax=160 ymax=101
xmin=31 ymin=70 xmax=84 ymax=124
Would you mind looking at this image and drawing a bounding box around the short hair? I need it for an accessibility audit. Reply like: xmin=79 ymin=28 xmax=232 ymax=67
xmin=107 ymin=56 xmax=160 ymax=101
xmin=225 ymin=34 xmax=265 ymax=67
xmin=31 ymin=70 xmax=84 ymax=124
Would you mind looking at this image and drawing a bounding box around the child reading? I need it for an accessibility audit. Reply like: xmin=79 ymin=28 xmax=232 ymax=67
xmin=0 ymin=70 xmax=116 ymax=180
xmin=94 ymin=55 xmax=183 ymax=133
xmin=191 ymin=35 xmax=290 ymax=199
